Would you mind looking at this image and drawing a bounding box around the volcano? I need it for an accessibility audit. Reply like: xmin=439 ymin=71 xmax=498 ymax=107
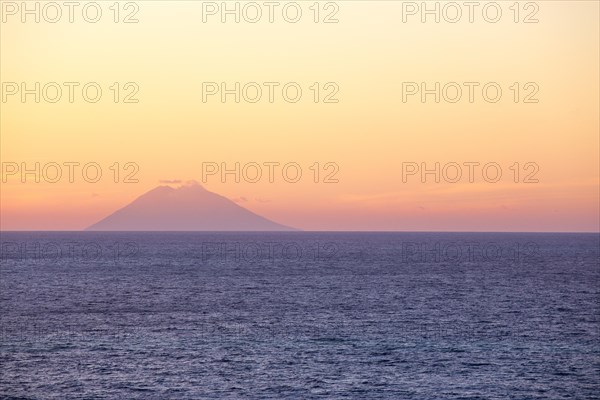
xmin=86 ymin=183 xmax=295 ymax=231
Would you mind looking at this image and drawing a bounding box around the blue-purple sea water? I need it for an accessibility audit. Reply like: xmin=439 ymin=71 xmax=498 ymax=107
xmin=1 ymin=232 xmax=599 ymax=399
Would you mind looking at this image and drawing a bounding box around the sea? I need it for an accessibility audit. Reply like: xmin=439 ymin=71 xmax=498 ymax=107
xmin=0 ymin=232 xmax=599 ymax=399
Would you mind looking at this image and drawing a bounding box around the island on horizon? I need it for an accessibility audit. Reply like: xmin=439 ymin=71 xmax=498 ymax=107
xmin=86 ymin=183 xmax=297 ymax=232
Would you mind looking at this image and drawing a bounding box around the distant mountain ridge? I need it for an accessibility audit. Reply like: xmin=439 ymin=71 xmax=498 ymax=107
xmin=86 ymin=183 xmax=295 ymax=231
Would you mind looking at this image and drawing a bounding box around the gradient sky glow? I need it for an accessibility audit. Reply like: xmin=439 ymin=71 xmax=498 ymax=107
xmin=1 ymin=1 xmax=598 ymax=231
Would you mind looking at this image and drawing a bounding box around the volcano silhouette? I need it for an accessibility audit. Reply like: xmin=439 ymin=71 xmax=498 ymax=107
xmin=86 ymin=183 xmax=295 ymax=231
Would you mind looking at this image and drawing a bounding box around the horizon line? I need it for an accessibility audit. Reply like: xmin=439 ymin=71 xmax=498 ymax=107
xmin=1 ymin=230 xmax=599 ymax=234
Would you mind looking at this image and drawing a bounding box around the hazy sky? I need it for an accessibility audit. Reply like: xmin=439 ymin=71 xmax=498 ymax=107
xmin=1 ymin=1 xmax=598 ymax=231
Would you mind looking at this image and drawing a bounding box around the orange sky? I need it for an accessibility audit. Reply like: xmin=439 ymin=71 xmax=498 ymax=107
xmin=1 ymin=1 xmax=598 ymax=231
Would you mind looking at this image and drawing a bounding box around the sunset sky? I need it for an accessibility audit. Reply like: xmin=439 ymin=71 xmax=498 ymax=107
xmin=1 ymin=1 xmax=598 ymax=231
